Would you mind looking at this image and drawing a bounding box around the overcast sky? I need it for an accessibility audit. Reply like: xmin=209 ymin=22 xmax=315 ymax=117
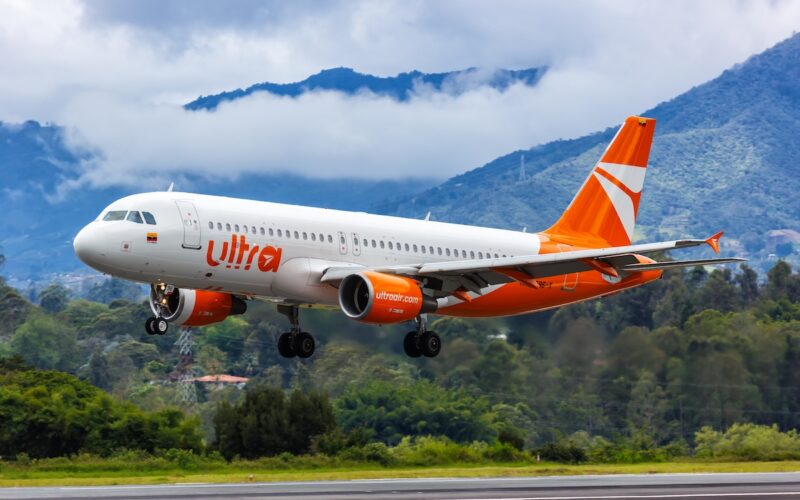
xmin=1 ymin=0 xmax=798 ymax=189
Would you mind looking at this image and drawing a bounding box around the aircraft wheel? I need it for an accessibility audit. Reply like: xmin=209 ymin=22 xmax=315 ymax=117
xmin=421 ymin=331 xmax=441 ymax=358
xmin=145 ymin=317 xmax=156 ymax=335
xmin=154 ymin=317 xmax=169 ymax=335
xmin=295 ymin=332 xmax=316 ymax=359
xmin=403 ymin=331 xmax=422 ymax=358
xmin=278 ymin=332 xmax=296 ymax=358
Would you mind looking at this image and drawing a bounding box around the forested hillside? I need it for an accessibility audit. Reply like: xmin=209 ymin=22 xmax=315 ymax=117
xmin=379 ymin=33 xmax=800 ymax=273
xmin=2 ymin=248 xmax=800 ymax=460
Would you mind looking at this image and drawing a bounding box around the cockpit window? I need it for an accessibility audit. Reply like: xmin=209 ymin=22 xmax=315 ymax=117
xmin=142 ymin=212 xmax=156 ymax=225
xmin=126 ymin=211 xmax=143 ymax=224
xmin=103 ymin=210 xmax=128 ymax=221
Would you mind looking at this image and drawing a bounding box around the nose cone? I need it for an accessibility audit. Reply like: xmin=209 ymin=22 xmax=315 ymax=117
xmin=73 ymin=223 xmax=106 ymax=269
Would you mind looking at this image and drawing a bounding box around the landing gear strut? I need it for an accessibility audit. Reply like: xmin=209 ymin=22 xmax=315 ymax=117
xmin=403 ymin=315 xmax=441 ymax=358
xmin=277 ymin=305 xmax=316 ymax=358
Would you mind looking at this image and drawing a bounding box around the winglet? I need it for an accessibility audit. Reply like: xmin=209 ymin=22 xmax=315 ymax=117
xmin=706 ymin=231 xmax=723 ymax=254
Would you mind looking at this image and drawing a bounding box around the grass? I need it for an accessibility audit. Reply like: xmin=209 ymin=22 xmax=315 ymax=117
xmin=2 ymin=460 xmax=800 ymax=488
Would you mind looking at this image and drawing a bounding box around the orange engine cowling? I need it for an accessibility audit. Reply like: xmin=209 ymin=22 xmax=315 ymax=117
xmin=338 ymin=271 xmax=437 ymax=324
xmin=149 ymin=287 xmax=247 ymax=327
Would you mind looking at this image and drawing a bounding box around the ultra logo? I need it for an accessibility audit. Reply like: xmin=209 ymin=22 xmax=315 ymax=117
xmin=206 ymin=234 xmax=282 ymax=272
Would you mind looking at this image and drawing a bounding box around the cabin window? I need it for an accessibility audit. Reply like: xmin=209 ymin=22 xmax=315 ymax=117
xmin=226 ymin=223 xmax=231 ymax=231
xmin=372 ymin=239 xmax=377 ymax=248
xmin=234 ymin=224 xmax=240 ymax=232
xmin=405 ymin=243 xmax=410 ymax=251
xmin=103 ymin=210 xmax=127 ymax=221
xmin=327 ymin=235 xmax=333 ymax=243
xmin=260 ymin=227 xmax=265 ymax=236
xmin=252 ymin=226 xmax=256 ymax=234
xmin=390 ymin=241 xmax=395 ymax=250
xmin=301 ymin=232 xmax=307 ymax=240
xmin=421 ymin=245 xmax=426 ymax=254
xmin=126 ymin=211 xmax=143 ymax=224
xmin=217 ymin=222 xmax=222 ymax=231
xmin=363 ymin=238 xmax=368 ymax=247
xmin=208 ymin=221 xmax=213 ymax=230
xmin=462 ymin=250 xmax=467 ymax=258
xmin=478 ymin=252 xmax=483 ymax=259
xmin=294 ymin=231 xmax=299 ymax=239
xmin=470 ymin=251 xmax=475 ymax=259
xmin=243 ymin=225 xmax=248 ymax=234
xmin=277 ymin=229 xmax=282 ymax=237
xmin=446 ymin=248 xmax=451 ymax=257
xmin=380 ymin=240 xmax=385 ymax=249
xmin=494 ymin=253 xmax=499 ymax=259
xmin=412 ymin=244 xmax=417 ymax=252
xmin=286 ymin=230 xmax=292 ymax=239
xmin=319 ymin=233 xmax=324 ymax=242
xmin=311 ymin=233 xmax=316 ymax=241
xmin=437 ymin=247 xmax=442 ymax=255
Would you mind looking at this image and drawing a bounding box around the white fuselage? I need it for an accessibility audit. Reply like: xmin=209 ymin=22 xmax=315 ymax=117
xmin=74 ymin=192 xmax=543 ymax=307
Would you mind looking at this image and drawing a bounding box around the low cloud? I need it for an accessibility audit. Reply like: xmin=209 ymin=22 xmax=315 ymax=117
xmin=2 ymin=0 xmax=800 ymax=190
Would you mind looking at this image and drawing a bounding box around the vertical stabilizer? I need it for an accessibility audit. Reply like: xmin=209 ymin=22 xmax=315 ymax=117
xmin=544 ymin=116 xmax=655 ymax=247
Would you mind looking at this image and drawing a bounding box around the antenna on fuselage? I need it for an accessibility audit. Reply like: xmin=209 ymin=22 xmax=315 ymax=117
xmin=167 ymin=182 xmax=174 ymax=192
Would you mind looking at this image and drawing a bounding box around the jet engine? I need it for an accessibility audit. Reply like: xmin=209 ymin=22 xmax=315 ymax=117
xmin=338 ymin=271 xmax=437 ymax=324
xmin=149 ymin=286 xmax=247 ymax=327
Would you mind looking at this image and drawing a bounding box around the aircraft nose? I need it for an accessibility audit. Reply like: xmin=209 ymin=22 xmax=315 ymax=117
xmin=73 ymin=223 xmax=106 ymax=268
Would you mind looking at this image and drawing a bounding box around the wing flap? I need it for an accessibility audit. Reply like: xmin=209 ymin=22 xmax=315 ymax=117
xmin=620 ymin=257 xmax=745 ymax=272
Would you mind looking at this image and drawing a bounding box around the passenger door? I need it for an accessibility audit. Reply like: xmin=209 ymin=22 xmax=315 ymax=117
xmin=175 ymin=200 xmax=202 ymax=249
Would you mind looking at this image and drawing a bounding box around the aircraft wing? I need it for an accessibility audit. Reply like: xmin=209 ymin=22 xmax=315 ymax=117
xmin=320 ymin=232 xmax=744 ymax=293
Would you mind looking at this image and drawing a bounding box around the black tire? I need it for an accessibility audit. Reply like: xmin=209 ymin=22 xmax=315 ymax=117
xmin=155 ymin=318 xmax=169 ymax=335
xmin=278 ymin=332 xmax=296 ymax=358
xmin=421 ymin=331 xmax=441 ymax=357
xmin=403 ymin=331 xmax=422 ymax=358
xmin=144 ymin=317 xmax=156 ymax=335
xmin=295 ymin=332 xmax=316 ymax=358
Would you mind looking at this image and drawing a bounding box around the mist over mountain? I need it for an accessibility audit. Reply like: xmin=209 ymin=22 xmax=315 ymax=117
xmin=0 ymin=120 xmax=430 ymax=281
xmin=185 ymin=66 xmax=546 ymax=111
xmin=377 ymin=33 xmax=800 ymax=272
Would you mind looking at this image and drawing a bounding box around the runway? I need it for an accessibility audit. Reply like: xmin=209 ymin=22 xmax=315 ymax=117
xmin=2 ymin=472 xmax=800 ymax=499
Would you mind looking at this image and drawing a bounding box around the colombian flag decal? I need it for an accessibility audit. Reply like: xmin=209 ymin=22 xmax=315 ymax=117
xmin=146 ymin=232 xmax=158 ymax=244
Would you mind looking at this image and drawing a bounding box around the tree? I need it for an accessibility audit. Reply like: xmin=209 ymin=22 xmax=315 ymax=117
xmin=0 ymin=368 xmax=201 ymax=458
xmin=213 ymin=385 xmax=336 ymax=459
xmin=38 ymin=284 xmax=70 ymax=313
xmin=11 ymin=315 xmax=79 ymax=372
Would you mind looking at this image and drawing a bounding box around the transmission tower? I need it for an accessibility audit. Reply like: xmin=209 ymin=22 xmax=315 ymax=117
xmin=518 ymin=154 xmax=527 ymax=182
xmin=174 ymin=327 xmax=197 ymax=407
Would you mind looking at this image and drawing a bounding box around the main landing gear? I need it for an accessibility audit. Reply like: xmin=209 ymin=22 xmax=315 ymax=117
xmin=277 ymin=305 xmax=316 ymax=359
xmin=403 ymin=315 xmax=441 ymax=358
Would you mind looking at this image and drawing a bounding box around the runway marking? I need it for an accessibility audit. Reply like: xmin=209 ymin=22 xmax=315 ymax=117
xmin=458 ymin=492 xmax=800 ymax=500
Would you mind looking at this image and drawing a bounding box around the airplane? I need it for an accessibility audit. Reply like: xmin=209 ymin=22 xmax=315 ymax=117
xmin=73 ymin=116 xmax=743 ymax=359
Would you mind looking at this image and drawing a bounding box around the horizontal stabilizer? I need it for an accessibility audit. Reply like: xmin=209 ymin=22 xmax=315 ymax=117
xmin=621 ymin=257 xmax=746 ymax=272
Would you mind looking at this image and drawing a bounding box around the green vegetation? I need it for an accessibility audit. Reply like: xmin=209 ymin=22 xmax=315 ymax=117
xmin=1 ymin=250 xmax=800 ymax=484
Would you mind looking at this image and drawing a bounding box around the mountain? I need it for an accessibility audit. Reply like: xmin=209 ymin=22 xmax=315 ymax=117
xmin=0 ymin=121 xmax=431 ymax=281
xmin=185 ymin=66 xmax=547 ymax=110
xmin=377 ymin=33 xmax=800 ymax=273
xmin=2 ymin=66 xmax=548 ymax=281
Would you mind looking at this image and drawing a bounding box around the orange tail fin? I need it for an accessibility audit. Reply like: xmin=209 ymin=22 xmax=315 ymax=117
xmin=545 ymin=116 xmax=655 ymax=247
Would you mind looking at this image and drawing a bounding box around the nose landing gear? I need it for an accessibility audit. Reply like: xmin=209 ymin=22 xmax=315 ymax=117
xmin=145 ymin=283 xmax=172 ymax=336
xmin=277 ymin=305 xmax=316 ymax=358
xmin=145 ymin=316 xmax=169 ymax=336
xmin=403 ymin=315 xmax=441 ymax=358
